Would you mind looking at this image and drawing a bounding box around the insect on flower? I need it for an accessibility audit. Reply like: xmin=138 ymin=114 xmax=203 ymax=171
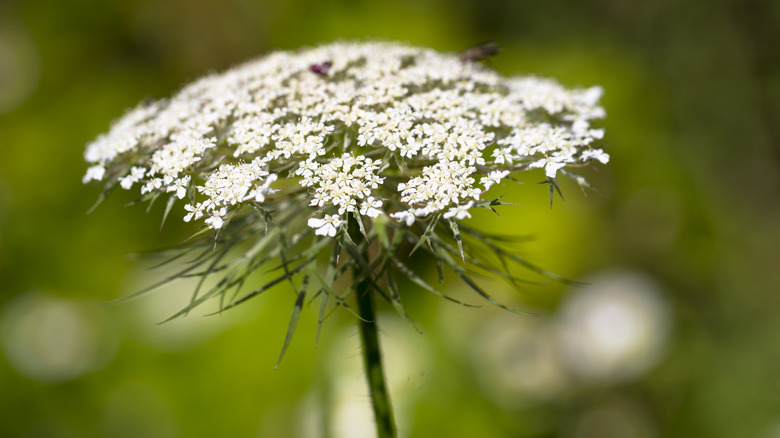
xmin=459 ymin=41 xmax=501 ymax=63
xmin=310 ymin=60 xmax=333 ymax=76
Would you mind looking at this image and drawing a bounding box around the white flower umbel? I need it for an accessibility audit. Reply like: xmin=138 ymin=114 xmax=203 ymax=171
xmin=84 ymin=41 xmax=610 ymax=438
xmin=83 ymin=41 xmax=607 ymax=233
xmin=296 ymin=153 xmax=384 ymax=215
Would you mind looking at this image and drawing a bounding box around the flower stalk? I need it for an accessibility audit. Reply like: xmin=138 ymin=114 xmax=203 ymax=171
xmin=348 ymin=214 xmax=397 ymax=438
xmin=356 ymin=267 xmax=396 ymax=438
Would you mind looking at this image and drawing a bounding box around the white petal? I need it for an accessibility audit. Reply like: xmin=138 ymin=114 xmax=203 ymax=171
xmin=308 ymin=217 xmax=325 ymax=229
xmin=82 ymin=165 xmax=106 ymax=184
xmin=545 ymin=161 xmax=567 ymax=178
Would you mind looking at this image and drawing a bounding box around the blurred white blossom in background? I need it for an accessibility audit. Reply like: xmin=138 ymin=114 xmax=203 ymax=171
xmin=456 ymin=270 xmax=670 ymax=405
xmin=296 ymin=315 xmax=428 ymax=438
xmin=1 ymin=292 xmax=117 ymax=382
xmin=0 ymin=20 xmax=39 ymax=114
xmin=471 ymin=315 xmax=570 ymax=406
xmin=567 ymin=396 xmax=657 ymax=438
xmin=556 ymin=271 xmax=670 ymax=383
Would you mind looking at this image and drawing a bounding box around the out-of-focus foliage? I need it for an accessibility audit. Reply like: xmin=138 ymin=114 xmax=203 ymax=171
xmin=0 ymin=0 xmax=778 ymax=437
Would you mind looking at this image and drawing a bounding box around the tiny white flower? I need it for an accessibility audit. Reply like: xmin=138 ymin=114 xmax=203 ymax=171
xmin=204 ymin=207 xmax=228 ymax=229
xmin=82 ymin=165 xmax=106 ymax=184
xmin=579 ymin=86 xmax=604 ymax=107
xmin=581 ymin=148 xmax=610 ymax=164
xmin=308 ymin=214 xmax=343 ymax=237
xmin=443 ymin=201 xmax=474 ymax=220
xmin=529 ymin=158 xmax=568 ymax=179
xmin=572 ymin=120 xmax=590 ymax=134
xmin=359 ymin=197 xmax=383 ymax=218
xmin=183 ymin=204 xmax=197 ymax=222
xmin=119 ymin=166 xmax=147 ymax=190
xmin=390 ymin=210 xmax=416 ymax=227
xmin=141 ymin=177 xmax=163 ymax=195
xmin=205 ymin=215 xmax=224 ymax=229
xmin=480 ymin=170 xmax=510 ymax=191
xmin=166 ymin=175 xmax=191 ymax=199
xmin=119 ymin=177 xmax=133 ymax=190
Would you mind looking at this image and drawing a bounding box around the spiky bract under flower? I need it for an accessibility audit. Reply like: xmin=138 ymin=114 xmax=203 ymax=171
xmin=83 ymin=41 xmax=608 ymax=347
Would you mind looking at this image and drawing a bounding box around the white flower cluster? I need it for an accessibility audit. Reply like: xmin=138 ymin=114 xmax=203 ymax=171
xmin=183 ymin=158 xmax=278 ymax=229
xmin=392 ymin=161 xmax=480 ymax=225
xmin=83 ymin=41 xmax=608 ymax=234
xmin=494 ymin=121 xmax=607 ymax=178
xmin=296 ymin=153 xmax=384 ymax=217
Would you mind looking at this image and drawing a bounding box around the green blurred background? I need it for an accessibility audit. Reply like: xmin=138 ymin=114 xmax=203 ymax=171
xmin=1 ymin=0 xmax=779 ymax=436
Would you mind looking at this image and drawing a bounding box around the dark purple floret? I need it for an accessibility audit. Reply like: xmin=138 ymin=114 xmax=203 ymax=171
xmin=310 ymin=61 xmax=333 ymax=76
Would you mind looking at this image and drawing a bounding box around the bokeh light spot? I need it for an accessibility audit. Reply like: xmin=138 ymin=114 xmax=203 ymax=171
xmin=556 ymin=271 xmax=671 ymax=383
xmin=1 ymin=292 xmax=117 ymax=382
xmin=471 ymin=315 xmax=570 ymax=406
xmin=0 ymin=21 xmax=39 ymax=114
xmin=102 ymin=382 xmax=180 ymax=438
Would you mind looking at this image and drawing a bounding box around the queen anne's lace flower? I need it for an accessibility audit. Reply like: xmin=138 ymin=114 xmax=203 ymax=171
xmin=82 ymin=45 xmax=612 ymax=425
xmin=83 ymin=41 xmax=608 ymax=234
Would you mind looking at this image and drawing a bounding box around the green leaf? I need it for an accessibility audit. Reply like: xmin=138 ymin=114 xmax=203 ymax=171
xmin=455 ymin=225 xmax=582 ymax=285
xmin=538 ymin=177 xmax=564 ymax=208
xmin=384 ymin=272 xmax=422 ymax=333
xmin=437 ymin=246 xmax=537 ymax=316
xmin=188 ymin=251 xmax=321 ymax=321
xmin=86 ymin=183 xmax=115 ymax=214
xmin=433 ymin=235 xmax=542 ymax=286
xmin=435 ymin=254 xmax=445 ymax=283
xmin=341 ymin=238 xmax=372 ymax=272
xmin=409 ymin=213 xmax=441 ymax=256
xmin=448 ymin=218 xmax=465 ymax=263
xmin=559 ymin=169 xmax=607 ymax=198
xmin=161 ymin=277 xmax=232 ymax=322
xmin=105 ymin=249 xmax=223 ymax=307
xmin=375 ymin=214 xmax=390 ymax=250
xmin=160 ymin=195 xmax=178 ymax=231
xmin=182 ymin=226 xmax=213 ymax=244
xmin=314 ymin=242 xmax=336 ymax=348
xmin=393 ymin=151 xmax=411 ymax=176
xmin=315 ymin=285 xmax=328 ymax=349
xmin=391 ymin=258 xmax=478 ymax=307
xmin=457 ymin=223 xmax=536 ymax=244
xmin=275 ymin=229 xmax=297 ymax=293
xmin=230 ymin=257 xmax=314 ymax=307
xmin=142 ymin=190 xmax=161 ymax=212
xmin=310 ymin=265 xmax=366 ymax=322
xmin=187 ymin=248 xmax=230 ymax=315
xmin=145 ymin=247 xmax=191 ymax=269
xmin=354 ymin=212 xmax=369 ymax=242
xmin=226 ymin=276 xmax=247 ymax=308
xmin=341 ymin=222 xmax=358 ymax=248
xmin=275 ymin=290 xmax=306 ymax=369
xmin=501 ymin=249 xmax=583 ymax=286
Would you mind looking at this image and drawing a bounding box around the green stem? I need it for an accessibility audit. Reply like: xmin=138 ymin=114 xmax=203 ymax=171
xmin=356 ymin=272 xmax=397 ymax=438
